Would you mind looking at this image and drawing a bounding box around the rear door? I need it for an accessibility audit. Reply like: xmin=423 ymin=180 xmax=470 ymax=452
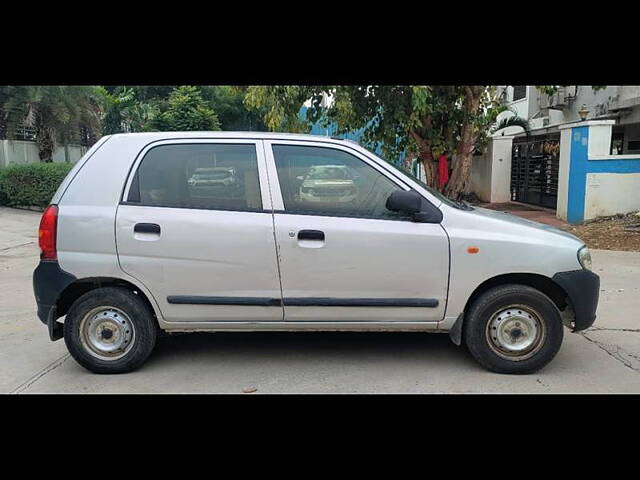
xmin=264 ymin=140 xmax=450 ymax=323
xmin=116 ymin=139 xmax=283 ymax=323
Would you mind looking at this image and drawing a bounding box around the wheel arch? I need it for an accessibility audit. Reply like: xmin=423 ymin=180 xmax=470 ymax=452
xmin=449 ymin=272 xmax=571 ymax=346
xmin=465 ymin=273 xmax=569 ymax=314
xmin=56 ymin=276 xmax=161 ymax=326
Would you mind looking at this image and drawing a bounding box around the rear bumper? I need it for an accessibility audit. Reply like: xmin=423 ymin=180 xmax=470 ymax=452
xmin=33 ymin=260 xmax=76 ymax=340
xmin=552 ymin=269 xmax=600 ymax=332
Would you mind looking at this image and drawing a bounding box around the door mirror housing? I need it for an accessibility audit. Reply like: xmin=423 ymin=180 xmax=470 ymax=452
xmin=386 ymin=190 xmax=442 ymax=223
xmin=386 ymin=190 xmax=422 ymax=214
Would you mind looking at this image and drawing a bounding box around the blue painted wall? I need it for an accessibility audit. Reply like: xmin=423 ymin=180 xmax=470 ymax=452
xmin=567 ymin=127 xmax=589 ymax=223
xmin=566 ymin=125 xmax=640 ymax=223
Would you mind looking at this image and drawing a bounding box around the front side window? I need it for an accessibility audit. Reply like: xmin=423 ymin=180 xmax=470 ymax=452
xmin=272 ymin=144 xmax=404 ymax=219
xmin=129 ymin=143 xmax=262 ymax=211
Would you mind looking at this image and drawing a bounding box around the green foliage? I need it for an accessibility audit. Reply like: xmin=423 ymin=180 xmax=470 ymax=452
xmin=244 ymin=86 xmax=327 ymax=133
xmin=243 ymin=85 xmax=513 ymax=196
xmin=492 ymin=115 xmax=530 ymax=134
xmin=0 ymin=162 xmax=73 ymax=208
xmin=99 ymin=86 xmax=265 ymax=134
xmin=2 ymin=86 xmax=103 ymax=160
xmin=200 ymin=86 xmax=268 ymax=131
xmin=149 ymin=86 xmax=221 ymax=132
xmin=97 ymin=86 xmax=160 ymax=134
xmin=243 ymin=85 xmax=504 ymax=161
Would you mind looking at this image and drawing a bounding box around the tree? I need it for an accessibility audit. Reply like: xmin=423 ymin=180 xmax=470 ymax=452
xmin=149 ymin=86 xmax=221 ymax=132
xmin=200 ymin=86 xmax=268 ymax=131
xmin=99 ymin=86 xmax=268 ymax=135
xmin=98 ymin=86 xmax=160 ymax=134
xmin=244 ymin=86 xmax=327 ymax=133
xmin=243 ymin=85 xmax=508 ymax=198
xmin=3 ymin=86 xmax=103 ymax=162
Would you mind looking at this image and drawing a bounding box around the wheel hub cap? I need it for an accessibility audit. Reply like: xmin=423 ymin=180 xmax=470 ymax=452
xmin=80 ymin=307 xmax=135 ymax=360
xmin=486 ymin=306 xmax=545 ymax=360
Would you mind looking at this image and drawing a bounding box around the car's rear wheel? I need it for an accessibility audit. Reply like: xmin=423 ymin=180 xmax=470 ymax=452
xmin=63 ymin=287 xmax=157 ymax=374
xmin=463 ymin=284 xmax=564 ymax=374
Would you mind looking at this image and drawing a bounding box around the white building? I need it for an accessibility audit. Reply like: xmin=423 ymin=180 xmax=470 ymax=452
xmin=472 ymin=85 xmax=640 ymax=223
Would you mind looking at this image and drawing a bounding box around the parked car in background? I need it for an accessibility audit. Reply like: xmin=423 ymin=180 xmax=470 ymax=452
xmin=299 ymin=165 xmax=358 ymax=204
xmin=33 ymin=132 xmax=599 ymax=374
xmin=187 ymin=166 xmax=237 ymax=188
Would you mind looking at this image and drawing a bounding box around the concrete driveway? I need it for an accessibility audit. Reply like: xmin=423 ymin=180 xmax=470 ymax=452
xmin=2 ymin=206 xmax=639 ymax=393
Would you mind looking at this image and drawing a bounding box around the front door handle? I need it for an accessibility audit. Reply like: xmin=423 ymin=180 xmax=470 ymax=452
xmin=297 ymin=229 xmax=325 ymax=241
xmin=134 ymin=223 xmax=161 ymax=234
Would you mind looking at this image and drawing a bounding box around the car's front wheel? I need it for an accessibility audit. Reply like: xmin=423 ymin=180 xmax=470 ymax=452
xmin=463 ymin=284 xmax=564 ymax=374
xmin=63 ymin=287 xmax=158 ymax=374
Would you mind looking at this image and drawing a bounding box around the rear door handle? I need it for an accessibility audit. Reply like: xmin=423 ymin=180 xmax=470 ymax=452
xmin=297 ymin=229 xmax=325 ymax=241
xmin=134 ymin=223 xmax=161 ymax=234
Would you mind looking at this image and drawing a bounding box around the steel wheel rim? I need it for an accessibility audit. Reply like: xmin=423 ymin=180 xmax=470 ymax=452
xmin=79 ymin=306 xmax=135 ymax=361
xmin=485 ymin=305 xmax=546 ymax=361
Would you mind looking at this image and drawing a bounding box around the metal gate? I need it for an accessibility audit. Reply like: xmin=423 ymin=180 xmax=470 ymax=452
xmin=510 ymin=134 xmax=560 ymax=209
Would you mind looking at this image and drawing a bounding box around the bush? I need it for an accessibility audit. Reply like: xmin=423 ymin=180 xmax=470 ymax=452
xmin=0 ymin=162 xmax=74 ymax=208
xmin=150 ymin=86 xmax=221 ymax=132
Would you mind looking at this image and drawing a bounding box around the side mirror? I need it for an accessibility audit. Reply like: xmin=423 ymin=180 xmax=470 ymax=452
xmin=386 ymin=190 xmax=422 ymax=214
xmin=386 ymin=190 xmax=443 ymax=223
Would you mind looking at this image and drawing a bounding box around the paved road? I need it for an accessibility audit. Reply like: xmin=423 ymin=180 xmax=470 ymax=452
xmin=2 ymin=206 xmax=639 ymax=393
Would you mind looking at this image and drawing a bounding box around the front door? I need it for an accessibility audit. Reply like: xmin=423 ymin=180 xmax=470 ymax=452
xmin=264 ymin=141 xmax=449 ymax=323
xmin=116 ymin=140 xmax=283 ymax=323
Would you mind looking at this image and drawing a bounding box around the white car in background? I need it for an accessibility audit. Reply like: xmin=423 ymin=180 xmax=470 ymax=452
xmin=299 ymin=165 xmax=358 ymax=204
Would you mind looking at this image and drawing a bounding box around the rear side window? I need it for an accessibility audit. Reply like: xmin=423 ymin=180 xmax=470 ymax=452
xmin=128 ymin=143 xmax=262 ymax=211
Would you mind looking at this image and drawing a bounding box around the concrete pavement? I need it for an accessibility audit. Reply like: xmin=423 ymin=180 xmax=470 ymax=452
xmin=1 ymin=206 xmax=639 ymax=393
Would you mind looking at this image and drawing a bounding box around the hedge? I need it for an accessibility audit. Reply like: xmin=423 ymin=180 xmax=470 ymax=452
xmin=0 ymin=163 xmax=74 ymax=209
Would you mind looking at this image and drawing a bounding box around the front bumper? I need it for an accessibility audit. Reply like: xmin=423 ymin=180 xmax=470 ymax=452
xmin=552 ymin=269 xmax=600 ymax=331
xmin=33 ymin=260 xmax=76 ymax=340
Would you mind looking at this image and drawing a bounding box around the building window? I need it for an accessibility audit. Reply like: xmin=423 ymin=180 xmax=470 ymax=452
xmin=611 ymin=131 xmax=624 ymax=155
xmin=512 ymin=86 xmax=527 ymax=102
xmin=627 ymin=140 xmax=640 ymax=153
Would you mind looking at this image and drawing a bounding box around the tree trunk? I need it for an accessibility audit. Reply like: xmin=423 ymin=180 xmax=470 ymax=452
xmin=445 ymin=86 xmax=484 ymax=199
xmin=410 ymin=128 xmax=438 ymax=188
xmin=37 ymin=133 xmax=54 ymax=162
xmin=0 ymin=109 xmax=6 ymax=140
xmin=35 ymin=113 xmax=54 ymax=162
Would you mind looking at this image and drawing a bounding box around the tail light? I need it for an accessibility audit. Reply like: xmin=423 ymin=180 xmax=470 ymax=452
xmin=39 ymin=205 xmax=58 ymax=260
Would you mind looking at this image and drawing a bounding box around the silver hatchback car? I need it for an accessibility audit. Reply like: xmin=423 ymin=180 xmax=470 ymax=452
xmin=33 ymin=132 xmax=599 ymax=374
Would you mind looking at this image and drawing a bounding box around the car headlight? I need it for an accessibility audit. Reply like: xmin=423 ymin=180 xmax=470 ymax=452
xmin=578 ymin=246 xmax=592 ymax=271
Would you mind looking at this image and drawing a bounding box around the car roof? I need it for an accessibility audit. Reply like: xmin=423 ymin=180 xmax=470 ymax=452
xmin=107 ymin=131 xmax=359 ymax=145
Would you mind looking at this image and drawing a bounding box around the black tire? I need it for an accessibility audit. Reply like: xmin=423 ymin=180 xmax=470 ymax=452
xmin=63 ymin=287 xmax=158 ymax=374
xmin=463 ymin=284 xmax=564 ymax=374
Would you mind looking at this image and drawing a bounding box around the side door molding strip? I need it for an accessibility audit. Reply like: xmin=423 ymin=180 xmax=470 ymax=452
xmin=167 ymin=296 xmax=439 ymax=308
